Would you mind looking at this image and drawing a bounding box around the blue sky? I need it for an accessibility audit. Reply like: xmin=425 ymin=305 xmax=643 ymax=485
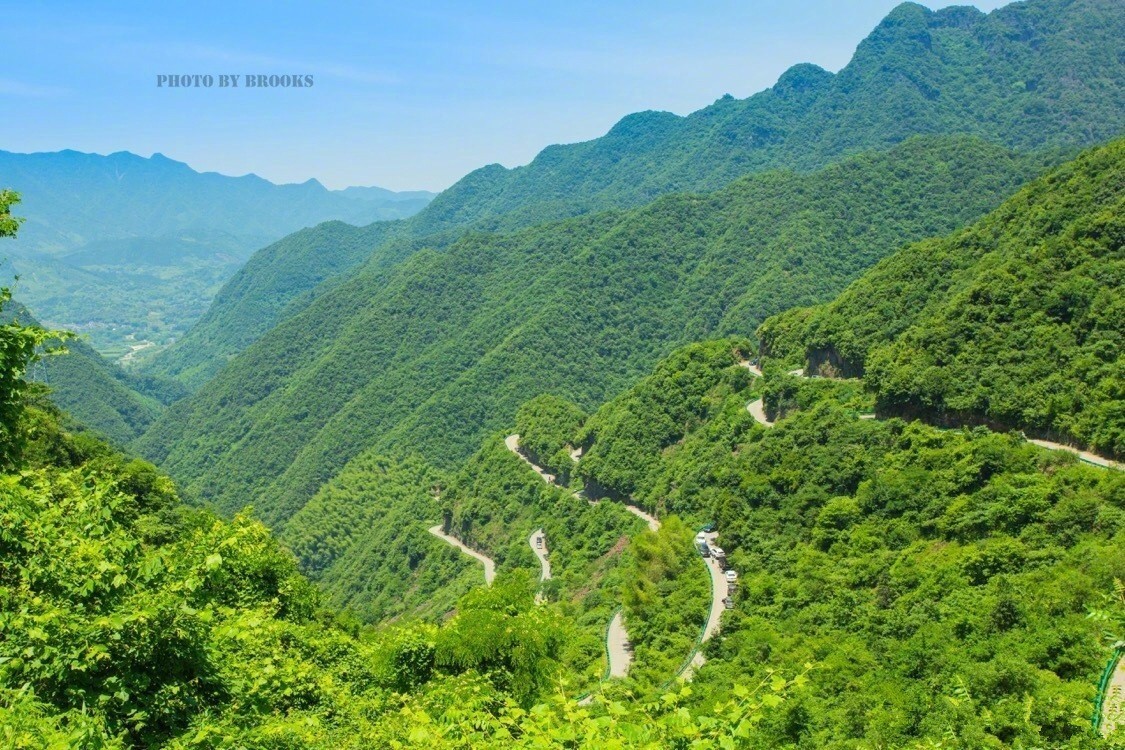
xmin=1 ymin=1 xmax=1010 ymax=191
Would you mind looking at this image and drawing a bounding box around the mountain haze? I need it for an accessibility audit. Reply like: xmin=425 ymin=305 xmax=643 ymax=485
xmin=0 ymin=149 xmax=433 ymax=358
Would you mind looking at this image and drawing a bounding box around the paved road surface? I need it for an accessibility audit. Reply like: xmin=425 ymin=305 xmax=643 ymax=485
xmin=1028 ymin=439 xmax=1121 ymax=470
xmin=679 ymin=531 xmax=730 ymax=681
xmin=744 ymin=366 xmax=1121 ymax=471
xmin=746 ymin=398 xmax=773 ymax=427
xmin=506 ymin=432 xmax=730 ymax=689
xmin=700 ymin=532 xmax=728 ymax=642
xmin=428 ymin=524 xmax=496 ymax=585
xmin=739 ymin=360 xmax=763 ymax=377
xmin=1103 ymin=658 xmax=1125 ymax=735
xmin=607 ymin=610 xmax=633 ymax=678
xmin=505 ymin=434 xmax=556 ymax=482
xmin=507 ymin=433 xmax=666 ymax=682
xmin=529 ymin=528 xmax=551 ymax=581
xmin=625 ymin=504 xmax=660 ymax=532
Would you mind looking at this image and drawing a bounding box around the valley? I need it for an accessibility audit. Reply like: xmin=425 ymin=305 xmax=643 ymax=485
xmin=0 ymin=149 xmax=434 ymax=362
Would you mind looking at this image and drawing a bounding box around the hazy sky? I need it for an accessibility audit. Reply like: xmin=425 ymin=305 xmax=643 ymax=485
xmin=1 ymin=1 xmax=1011 ymax=191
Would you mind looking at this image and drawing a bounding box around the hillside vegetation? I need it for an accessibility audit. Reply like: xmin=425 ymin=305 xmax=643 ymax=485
xmin=141 ymin=220 xmax=401 ymax=389
xmin=416 ymin=0 xmax=1123 ymax=233
xmin=761 ymin=137 xmax=1125 ymax=459
xmin=141 ymin=0 xmax=1125 ymax=387
xmin=0 ymin=241 xmax=798 ymax=748
xmin=137 ymin=136 xmax=1050 ymax=527
xmin=0 ymin=300 xmax=165 ymax=445
xmin=573 ymin=343 xmax=1125 ymax=748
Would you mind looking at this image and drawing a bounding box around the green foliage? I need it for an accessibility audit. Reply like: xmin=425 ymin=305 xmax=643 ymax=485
xmin=621 ymin=516 xmax=711 ymax=687
xmin=0 ymin=292 xmax=67 ymax=469
xmin=0 ymin=688 xmax=123 ymax=749
xmin=141 ymin=0 xmax=1123 ymax=418
xmin=0 ymin=270 xmax=797 ymax=748
xmin=0 ymin=200 xmax=168 ymax=447
xmin=0 ymin=188 xmax=23 ymax=238
xmin=763 ymin=137 xmax=1125 ymax=458
xmin=514 ymin=394 xmax=587 ymax=481
xmin=279 ymin=453 xmax=481 ymax=622
xmin=434 ymin=572 xmax=566 ymax=706
xmin=441 ymin=434 xmax=642 ymax=688
xmin=23 ymin=309 xmax=170 ymax=445
xmin=579 ymin=339 xmax=753 ymax=500
xmin=571 ymin=338 xmax=1125 ymax=746
xmin=142 ymin=220 xmax=406 ymax=389
xmin=4 ymin=380 xmax=802 ymax=748
xmin=414 ymin=0 xmax=1123 ymax=234
xmin=138 ymin=136 xmax=1048 ymax=527
xmin=761 ymin=372 xmax=873 ymax=424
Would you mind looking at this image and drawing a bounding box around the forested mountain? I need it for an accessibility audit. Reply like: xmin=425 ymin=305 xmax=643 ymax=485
xmin=760 ymin=137 xmax=1125 ymax=459
xmin=0 ymin=149 xmax=433 ymax=359
xmin=139 ymin=221 xmax=402 ymax=389
xmin=141 ymin=0 xmax=1125 ymax=388
xmin=415 ymin=0 xmax=1123 ymax=233
xmin=136 ymin=136 xmax=1052 ymax=526
xmin=6 ymin=1 xmax=1125 ymax=746
xmin=558 ymin=338 xmax=1125 ymax=747
xmin=0 ymin=301 xmax=784 ymax=748
xmin=279 ymin=435 xmax=647 ymax=697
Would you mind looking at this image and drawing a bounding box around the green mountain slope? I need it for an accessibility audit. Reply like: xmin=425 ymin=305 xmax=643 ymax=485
xmin=760 ymin=137 xmax=1125 ymax=459
xmin=567 ymin=338 xmax=1125 ymax=747
xmin=0 ymin=149 xmax=433 ymax=359
xmin=416 ymin=0 xmax=1123 ymax=233
xmin=1 ymin=316 xmax=779 ymax=748
xmin=32 ymin=335 xmax=166 ymax=445
xmin=0 ymin=301 xmax=178 ymax=445
xmin=0 ymin=195 xmax=785 ymax=749
xmin=137 ymin=136 xmax=1051 ymax=526
xmin=140 ymin=221 xmax=401 ymax=389
xmin=142 ymin=0 xmax=1125 ymax=387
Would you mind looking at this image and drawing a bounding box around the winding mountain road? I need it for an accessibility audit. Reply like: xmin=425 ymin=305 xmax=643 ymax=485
xmin=1028 ymin=439 xmax=1121 ymax=470
xmin=676 ymin=531 xmax=729 ymax=682
xmin=504 ymin=433 xmax=727 ymax=686
xmin=428 ymin=524 xmax=496 ymax=585
xmin=625 ymin=504 xmax=660 ymax=532
xmin=606 ymin=610 xmax=633 ymax=678
xmin=746 ymin=397 xmax=773 ymax=428
xmin=506 ymin=434 xmax=556 ymax=482
xmin=529 ymin=528 xmax=551 ymax=582
xmin=745 ymin=358 xmax=1122 ymax=721
xmin=505 ymin=433 xmax=670 ymax=683
xmin=742 ymin=362 xmax=1121 ymax=470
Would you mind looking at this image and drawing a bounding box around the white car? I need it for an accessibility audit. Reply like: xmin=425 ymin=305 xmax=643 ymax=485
xmin=724 ymin=570 xmax=738 ymax=583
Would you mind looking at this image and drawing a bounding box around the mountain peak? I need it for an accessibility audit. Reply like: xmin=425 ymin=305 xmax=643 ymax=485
xmin=772 ymin=63 xmax=833 ymax=98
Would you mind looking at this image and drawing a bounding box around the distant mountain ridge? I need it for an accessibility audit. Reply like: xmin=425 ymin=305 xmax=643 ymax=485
xmin=145 ymin=0 xmax=1125 ymax=387
xmin=412 ymin=0 xmax=1124 ymax=234
xmin=0 ymin=149 xmax=432 ymax=255
xmin=0 ymin=149 xmax=434 ymax=358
